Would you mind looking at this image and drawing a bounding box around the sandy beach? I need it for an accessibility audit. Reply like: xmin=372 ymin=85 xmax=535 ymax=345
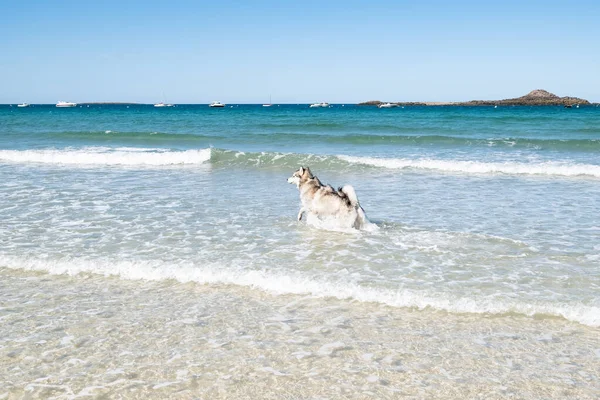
xmin=2 ymin=267 xmax=599 ymax=399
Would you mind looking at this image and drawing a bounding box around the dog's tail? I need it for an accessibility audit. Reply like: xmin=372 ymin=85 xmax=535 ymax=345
xmin=340 ymin=185 xmax=360 ymax=207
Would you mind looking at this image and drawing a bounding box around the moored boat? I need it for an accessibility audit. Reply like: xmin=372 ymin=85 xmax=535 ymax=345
xmin=56 ymin=101 xmax=77 ymax=107
xmin=262 ymin=95 xmax=273 ymax=107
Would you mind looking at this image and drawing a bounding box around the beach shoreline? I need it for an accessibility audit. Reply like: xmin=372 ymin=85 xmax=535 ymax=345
xmin=2 ymin=267 xmax=598 ymax=399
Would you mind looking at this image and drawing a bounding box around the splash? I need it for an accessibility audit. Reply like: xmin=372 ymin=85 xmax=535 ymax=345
xmin=303 ymin=211 xmax=379 ymax=233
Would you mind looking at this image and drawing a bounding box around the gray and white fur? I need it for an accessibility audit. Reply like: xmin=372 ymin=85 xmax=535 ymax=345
xmin=287 ymin=166 xmax=367 ymax=229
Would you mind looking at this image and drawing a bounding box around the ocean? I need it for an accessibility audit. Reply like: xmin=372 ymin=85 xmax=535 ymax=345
xmin=1 ymin=104 xmax=599 ymax=399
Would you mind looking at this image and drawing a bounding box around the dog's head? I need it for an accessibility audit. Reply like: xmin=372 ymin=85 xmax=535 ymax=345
xmin=287 ymin=166 xmax=313 ymax=187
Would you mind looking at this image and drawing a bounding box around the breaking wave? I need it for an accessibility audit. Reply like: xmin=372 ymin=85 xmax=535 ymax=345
xmin=0 ymin=147 xmax=211 ymax=166
xmin=213 ymin=149 xmax=600 ymax=178
xmin=1 ymin=255 xmax=598 ymax=327
xmin=1 ymin=146 xmax=599 ymax=178
xmin=337 ymin=155 xmax=600 ymax=178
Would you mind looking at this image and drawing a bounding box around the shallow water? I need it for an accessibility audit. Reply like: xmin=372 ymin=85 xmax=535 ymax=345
xmin=2 ymin=268 xmax=599 ymax=399
xmin=1 ymin=104 xmax=599 ymax=397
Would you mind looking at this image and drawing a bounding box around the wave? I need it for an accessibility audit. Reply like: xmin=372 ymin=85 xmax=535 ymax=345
xmin=0 ymin=147 xmax=211 ymax=166
xmin=2 ymin=255 xmax=598 ymax=327
xmin=0 ymin=147 xmax=338 ymax=169
xmin=213 ymin=150 xmax=600 ymax=178
xmin=2 ymin=146 xmax=600 ymax=178
xmin=337 ymin=155 xmax=600 ymax=178
xmin=49 ymin=130 xmax=221 ymax=143
xmin=325 ymin=135 xmax=600 ymax=151
xmin=39 ymin=130 xmax=600 ymax=151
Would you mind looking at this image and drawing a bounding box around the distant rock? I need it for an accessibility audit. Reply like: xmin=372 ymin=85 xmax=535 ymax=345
xmin=463 ymin=90 xmax=589 ymax=106
xmin=358 ymin=90 xmax=590 ymax=107
xmin=357 ymin=100 xmax=384 ymax=106
xmin=526 ymin=89 xmax=560 ymax=99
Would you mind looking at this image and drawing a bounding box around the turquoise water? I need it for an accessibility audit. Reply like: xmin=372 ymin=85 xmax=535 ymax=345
xmin=3 ymin=105 xmax=600 ymax=156
xmin=1 ymin=103 xmax=599 ymax=322
xmin=1 ymin=104 xmax=599 ymax=398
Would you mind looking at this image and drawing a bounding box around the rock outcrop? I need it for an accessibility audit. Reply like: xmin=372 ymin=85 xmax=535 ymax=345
xmin=358 ymin=90 xmax=590 ymax=106
xmin=357 ymin=100 xmax=385 ymax=106
xmin=464 ymin=90 xmax=589 ymax=106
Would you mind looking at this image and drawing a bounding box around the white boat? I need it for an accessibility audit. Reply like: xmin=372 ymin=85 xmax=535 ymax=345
xmin=310 ymin=102 xmax=330 ymax=108
xmin=56 ymin=101 xmax=77 ymax=107
xmin=378 ymin=102 xmax=398 ymax=108
xmin=209 ymin=101 xmax=225 ymax=108
xmin=17 ymin=103 xmax=30 ymax=108
xmin=320 ymin=102 xmax=330 ymax=107
xmin=262 ymin=95 xmax=273 ymax=107
xmin=154 ymin=102 xmax=174 ymax=107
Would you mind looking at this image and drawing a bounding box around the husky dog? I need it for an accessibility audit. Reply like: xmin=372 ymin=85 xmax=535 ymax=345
xmin=287 ymin=166 xmax=367 ymax=229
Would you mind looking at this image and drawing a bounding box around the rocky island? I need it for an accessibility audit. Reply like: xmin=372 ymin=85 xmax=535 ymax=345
xmin=463 ymin=90 xmax=589 ymax=106
xmin=358 ymin=89 xmax=590 ymax=107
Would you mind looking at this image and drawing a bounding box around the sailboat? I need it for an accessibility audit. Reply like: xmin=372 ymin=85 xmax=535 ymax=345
xmin=262 ymin=95 xmax=273 ymax=107
xmin=154 ymin=93 xmax=174 ymax=107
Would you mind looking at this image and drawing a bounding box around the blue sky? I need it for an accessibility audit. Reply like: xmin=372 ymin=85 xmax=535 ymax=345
xmin=1 ymin=0 xmax=599 ymax=103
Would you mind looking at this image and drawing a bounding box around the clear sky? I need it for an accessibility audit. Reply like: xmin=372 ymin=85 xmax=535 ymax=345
xmin=1 ymin=0 xmax=599 ymax=103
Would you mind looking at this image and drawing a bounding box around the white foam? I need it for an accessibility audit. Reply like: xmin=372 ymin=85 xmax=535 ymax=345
xmin=304 ymin=212 xmax=379 ymax=233
xmin=2 ymin=255 xmax=598 ymax=327
xmin=337 ymin=155 xmax=600 ymax=178
xmin=0 ymin=147 xmax=211 ymax=166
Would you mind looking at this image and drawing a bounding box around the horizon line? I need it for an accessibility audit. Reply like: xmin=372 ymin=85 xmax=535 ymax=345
xmin=0 ymin=103 xmax=386 ymax=108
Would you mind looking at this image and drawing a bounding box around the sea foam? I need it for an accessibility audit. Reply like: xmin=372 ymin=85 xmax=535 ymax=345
xmin=0 ymin=147 xmax=212 ymax=166
xmin=5 ymin=146 xmax=599 ymax=178
xmin=2 ymin=255 xmax=598 ymax=327
xmin=304 ymin=211 xmax=379 ymax=233
xmin=337 ymin=155 xmax=600 ymax=178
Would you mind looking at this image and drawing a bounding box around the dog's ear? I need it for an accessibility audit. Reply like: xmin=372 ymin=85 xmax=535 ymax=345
xmin=303 ymin=167 xmax=312 ymax=177
xmin=298 ymin=166 xmax=305 ymax=175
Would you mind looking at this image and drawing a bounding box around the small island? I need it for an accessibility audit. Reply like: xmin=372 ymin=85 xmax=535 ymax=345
xmin=358 ymin=89 xmax=590 ymax=107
